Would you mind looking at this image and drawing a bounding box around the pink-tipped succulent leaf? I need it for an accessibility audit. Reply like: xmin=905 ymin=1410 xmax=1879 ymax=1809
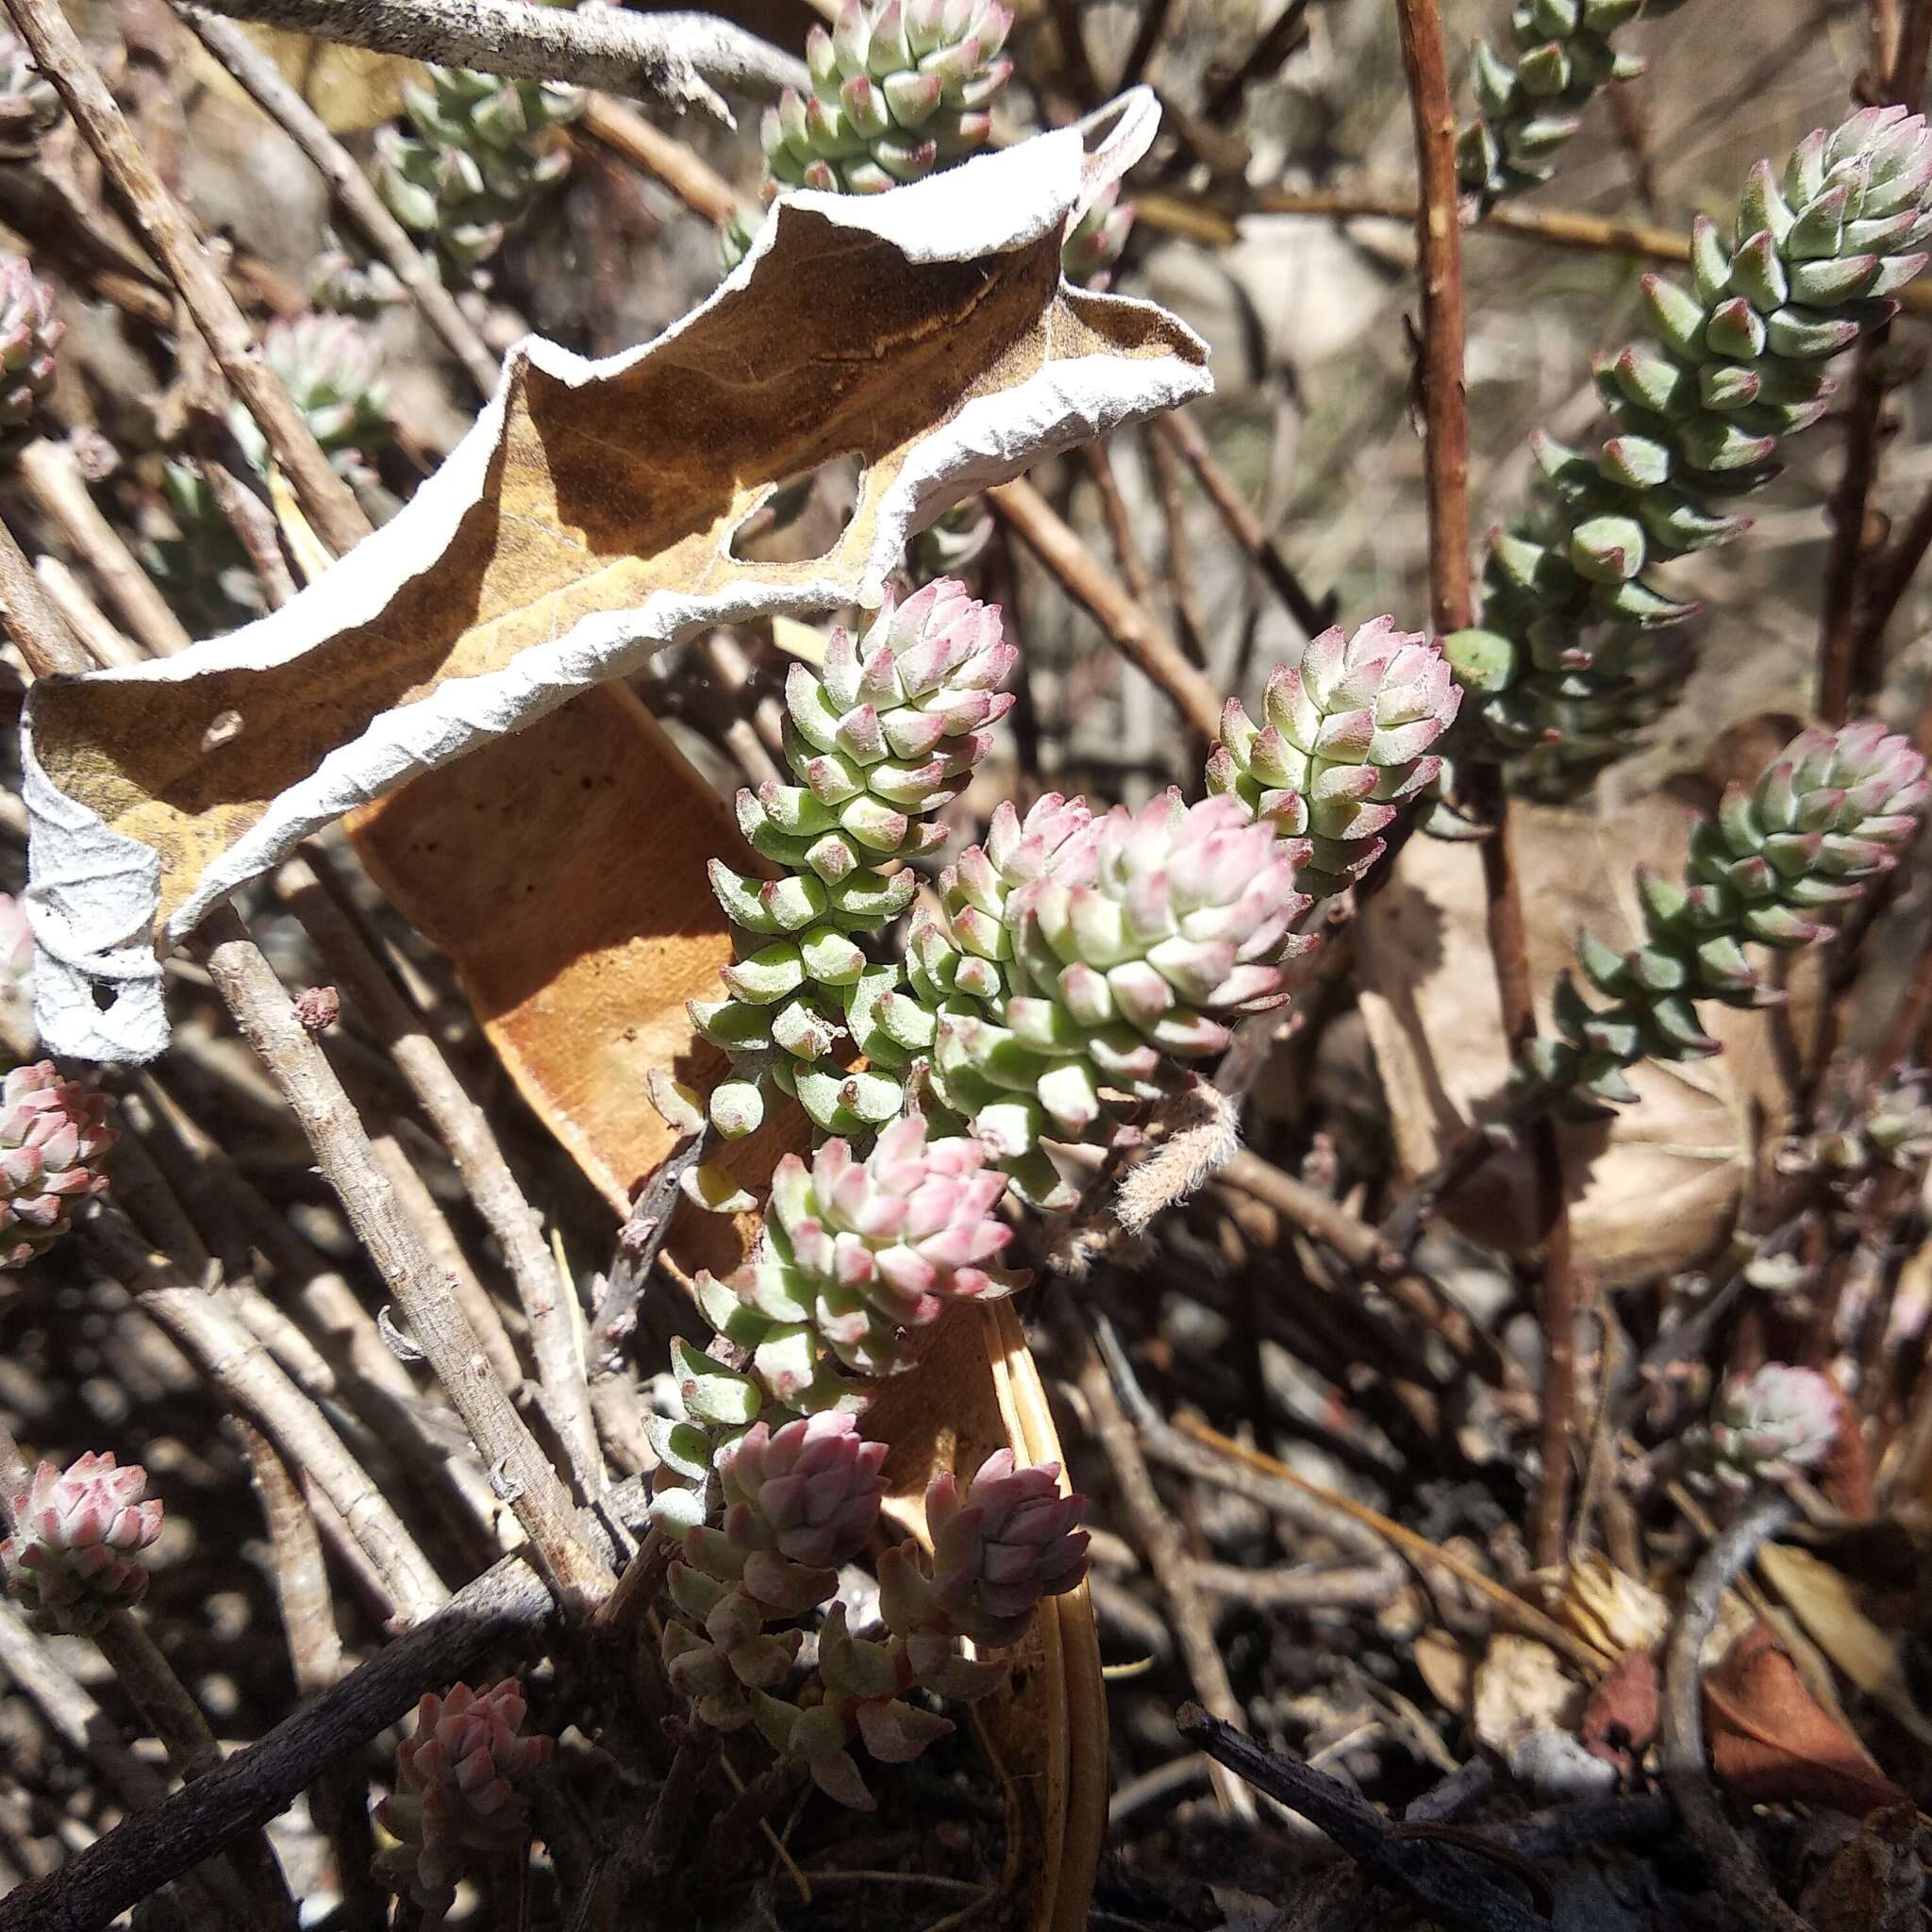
xmin=0 ymin=1063 xmax=115 ymax=1267
xmin=2 ymin=1452 xmax=162 ymax=1631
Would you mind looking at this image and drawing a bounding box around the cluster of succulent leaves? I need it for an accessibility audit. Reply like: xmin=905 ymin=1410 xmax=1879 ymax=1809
xmin=1524 ymin=721 xmax=1928 ymax=1108
xmin=1457 ymin=0 xmax=1687 ymax=214
xmin=1447 ymin=106 xmax=1932 ymax=796
xmin=374 ymin=57 xmax=581 ymax=281
xmin=1 ymin=1451 xmax=161 ymax=1633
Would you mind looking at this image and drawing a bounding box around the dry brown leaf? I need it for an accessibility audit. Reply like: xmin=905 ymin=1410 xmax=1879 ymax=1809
xmin=1578 ymin=1649 xmax=1658 ymax=1780
xmin=867 ymin=1300 xmax=1108 ymax=1932
xmin=1553 ymin=1555 xmax=1672 ymax=1657
xmin=1412 ymin=1627 xmax=1474 ymax=1716
xmin=1357 ymin=763 xmax=1821 ymax=1285
xmin=1705 ymin=1622 xmax=1909 ymax=1816
xmin=350 ymin=684 xmax=774 ymax=1274
xmin=1756 ymin=1542 xmax=1932 ymax=1749
xmin=212 ymin=25 xmax=425 ymax=129
xmin=25 ymin=95 xmax=1207 ymax=1062
xmin=1472 ymin=1632 xmax=1583 ymax=1755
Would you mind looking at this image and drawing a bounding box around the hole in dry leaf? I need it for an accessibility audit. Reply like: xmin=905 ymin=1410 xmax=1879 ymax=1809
xmin=726 ymin=451 xmax=864 ymax=566
xmin=200 ymin=708 xmax=244 ymax=753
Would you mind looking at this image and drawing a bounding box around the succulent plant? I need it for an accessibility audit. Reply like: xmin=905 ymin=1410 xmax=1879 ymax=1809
xmin=1526 ymin=722 xmax=1929 ymax=1107
xmin=1457 ymin=0 xmax=1686 ymax=215
xmin=0 ymin=1061 xmax=115 ymax=1268
xmin=1453 ymin=106 xmax=1932 ymax=794
xmin=375 ymin=62 xmax=582 ymax=280
xmin=143 ymin=462 xmax=272 ymax=637
xmin=0 ymin=27 xmax=58 ymax=161
xmin=690 ymin=1117 xmax=1023 ymax=1414
xmin=0 ymin=252 xmax=60 ymax=450
xmin=1061 ymin=179 xmax=1135 ymax=291
xmin=1 ymin=1452 xmax=163 ymax=1632
xmin=747 ymin=1449 xmax=1089 ymax=1810
xmin=917 ymin=792 xmax=1308 ymax=1201
xmin=1690 ymin=1362 xmax=1840 ymax=1491
xmin=764 ymin=0 xmax=1011 ymax=199
xmin=693 ymin=580 xmax=1013 ymax=1140
xmin=232 ymin=315 xmax=391 ymax=486
xmin=881 ymin=1448 xmax=1090 ymax=1646
xmin=658 ymin=1410 xmax=889 ymax=1727
xmin=375 ymin=1678 xmax=553 ymax=1917
xmin=1208 ymin=619 xmax=1462 ymax=899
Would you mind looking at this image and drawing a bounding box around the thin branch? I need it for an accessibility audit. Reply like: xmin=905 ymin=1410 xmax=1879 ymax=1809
xmin=4 ymin=0 xmax=368 ymax=558
xmin=16 ymin=441 xmax=192 ymax=658
xmin=191 ymin=905 xmax=612 ymax=1607
xmin=1394 ymin=0 xmax=1577 ymax=1571
xmin=0 ymin=1481 xmax=646 ymax=1932
xmin=184 ymin=0 xmax=808 ymax=120
xmin=0 ymin=516 xmax=96 ymax=677
xmin=989 ymin=476 xmax=1223 ymax=742
xmin=1117 ymin=0 xmax=1179 ymax=90
xmin=580 ymin=94 xmax=747 ymax=226
xmin=278 ymin=850 xmax=603 ymax=1499
xmin=1052 ymin=1293 xmax=1256 ymax=1822
xmin=1658 ymin=1494 xmax=1808 ymax=1932
xmin=1155 ymin=412 xmax=1334 ymax=641
xmin=177 ymin=3 xmax=500 ymax=399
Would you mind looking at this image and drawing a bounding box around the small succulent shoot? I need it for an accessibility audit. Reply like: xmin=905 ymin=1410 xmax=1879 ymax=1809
xmin=375 ymin=60 xmax=582 ymax=280
xmin=747 ymin=1449 xmax=1090 ymax=1810
xmin=689 ymin=1116 xmax=1024 ymax=1416
xmin=1525 ymin=722 xmax=1929 ymax=1108
xmin=1688 ymin=1362 xmax=1840 ymax=1492
xmin=917 ymin=791 xmax=1309 ymax=1204
xmin=0 ymin=251 xmax=61 ymax=453
xmin=759 ymin=1 xmax=1012 ymax=199
xmin=0 ymin=1062 xmax=116 ymax=1267
xmin=375 ymin=1678 xmax=554 ymax=1918
xmin=1 ymin=1452 xmax=163 ymax=1632
xmin=1461 ymin=106 xmax=1932 ymax=795
xmin=692 ymin=579 xmax=1014 ymax=1141
xmin=1207 ymin=618 xmax=1462 ymax=899
xmin=234 ymin=314 xmax=391 ymax=487
xmin=1457 ymin=0 xmax=1688 ymax=216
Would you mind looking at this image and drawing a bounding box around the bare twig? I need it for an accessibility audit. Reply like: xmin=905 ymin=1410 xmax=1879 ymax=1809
xmin=0 ymin=1480 xmax=647 ymax=1932
xmin=16 ymin=441 xmax=191 ymax=658
xmin=192 ymin=906 xmax=612 ymax=1606
xmin=5 ymin=0 xmax=368 ymax=557
xmin=31 ymin=557 xmax=143 ymax=669
xmin=184 ymin=0 xmax=808 ymax=119
xmin=1117 ymin=0 xmax=1179 ymax=90
xmin=1154 ymin=414 xmax=1333 ymax=640
xmin=85 ymin=1209 xmax=452 ymax=1623
xmin=177 ymin=3 xmax=500 ymax=399
xmin=1052 ymin=1293 xmax=1256 ymax=1822
xmin=1176 ymin=1706 xmax=1551 ymax=1932
xmin=1658 ymin=1493 xmax=1808 ymax=1932
xmin=989 ymin=476 xmax=1223 ymax=741
xmin=278 ymin=850 xmax=603 ymax=1499
xmin=0 ymin=515 xmax=97 ymax=677
xmin=580 ymin=95 xmax=748 ymax=225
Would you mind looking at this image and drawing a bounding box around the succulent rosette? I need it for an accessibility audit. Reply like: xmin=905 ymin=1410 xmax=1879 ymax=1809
xmin=692 ymin=1117 xmax=1023 ymax=1413
xmin=375 ymin=1679 xmax=553 ymax=1916
xmin=1691 ymin=1363 xmax=1840 ymax=1492
xmin=1 ymin=1452 xmax=163 ymax=1632
xmin=1531 ymin=722 xmax=1929 ymax=1105
xmin=1208 ymin=619 xmax=1462 ymax=898
xmin=0 ymin=252 xmax=60 ymax=448
xmin=0 ymin=1062 xmax=116 ymax=1267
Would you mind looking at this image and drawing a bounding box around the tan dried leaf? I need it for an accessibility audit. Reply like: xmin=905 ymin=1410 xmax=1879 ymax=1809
xmin=24 ymin=95 xmax=1208 ymax=1063
xmin=1357 ymin=765 xmax=1820 ymax=1285
xmin=1472 ymin=1632 xmax=1583 ymax=1755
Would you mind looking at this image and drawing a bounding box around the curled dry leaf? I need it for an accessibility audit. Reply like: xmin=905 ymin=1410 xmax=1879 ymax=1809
xmin=1472 ymin=1632 xmax=1583 ymax=1757
xmin=1578 ymin=1649 xmax=1658 ymax=1782
xmin=1755 ymin=1542 xmax=1932 ymax=1751
xmin=23 ymin=91 xmax=1208 ymax=1063
xmin=1551 ymin=1555 xmax=1671 ymax=1658
xmin=1704 ymin=1621 xmax=1908 ymax=1816
xmin=865 ymin=1299 xmax=1107 ymax=1932
xmin=1357 ymin=751 xmax=1820 ymax=1285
